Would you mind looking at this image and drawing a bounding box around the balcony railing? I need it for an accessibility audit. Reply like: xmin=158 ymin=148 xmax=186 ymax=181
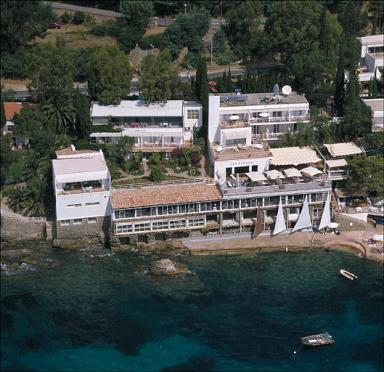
xmin=249 ymin=115 xmax=310 ymax=124
xmin=219 ymin=180 xmax=332 ymax=197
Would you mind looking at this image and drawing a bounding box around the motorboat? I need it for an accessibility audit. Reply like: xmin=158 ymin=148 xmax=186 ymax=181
xmin=340 ymin=269 xmax=358 ymax=281
xmin=301 ymin=332 xmax=334 ymax=347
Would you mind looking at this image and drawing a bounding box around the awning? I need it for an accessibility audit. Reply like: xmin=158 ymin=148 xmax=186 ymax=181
xmin=373 ymin=234 xmax=383 ymax=241
xmin=284 ymin=167 xmax=301 ymax=178
xmin=300 ymin=166 xmax=322 ymax=177
xmin=324 ymin=142 xmax=363 ymax=157
xmin=223 ymin=128 xmax=249 ymax=140
xmin=246 ymin=172 xmax=267 ymax=182
xmin=270 ymin=147 xmax=321 ymax=166
xmin=325 ymin=159 xmax=347 ymax=168
xmin=265 ymin=169 xmax=285 ymax=180
xmin=90 ymin=132 xmax=122 ymax=137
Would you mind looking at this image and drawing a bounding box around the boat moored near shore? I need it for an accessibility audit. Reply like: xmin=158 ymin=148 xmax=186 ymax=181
xmin=340 ymin=269 xmax=358 ymax=280
xmin=301 ymin=332 xmax=334 ymax=347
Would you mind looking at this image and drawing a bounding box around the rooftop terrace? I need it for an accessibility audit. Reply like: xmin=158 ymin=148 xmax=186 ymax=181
xmin=216 ymin=92 xmax=308 ymax=107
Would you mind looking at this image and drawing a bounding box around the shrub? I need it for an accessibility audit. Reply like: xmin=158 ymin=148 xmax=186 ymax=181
xmin=182 ymin=52 xmax=200 ymax=69
xmin=139 ymin=33 xmax=167 ymax=50
xmin=72 ymin=11 xmax=85 ymax=25
xmin=60 ymin=11 xmax=72 ymax=24
xmin=149 ymin=166 xmax=165 ymax=182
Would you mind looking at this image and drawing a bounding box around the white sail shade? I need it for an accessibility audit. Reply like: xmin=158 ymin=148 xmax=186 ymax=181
xmin=265 ymin=169 xmax=285 ymax=180
xmin=259 ymin=112 xmax=269 ymax=118
xmin=291 ymin=196 xmax=312 ymax=233
xmin=318 ymin=193 xmax=331 ymax=230
xmin=300 ymin=166 xmax=322 ymax=177
xmin=273 ymin=197 xmax=287 ymax=236
xmin=284 ymin=167 xmax=302 ymax=178
xmin=229 ymin=115 xmax=240 ymax=121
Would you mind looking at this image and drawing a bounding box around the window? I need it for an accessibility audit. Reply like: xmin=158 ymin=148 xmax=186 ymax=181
xmin=86 ymin=202 xmax=100 ymax=206
xmin=251 ymin=165 xmax=258 ymax=172
xmin=136 ymin=208 xmax=151 ymax=217
xmin=187 ymin=110 xmax=199 ymax=119
xmin=116 ymin=224 xmax=133 ymax=233
xmin=73 ymin=219 xmax=82 ymax=225
xmin=169 ymin=219 xmax=186 ymax=229
xmin=61 ymin=220 xmax=70 ymax=226
xmin=67 ymin=203 xmax=81 ymax=208
xmin=152 ymin=221 xmax=169 ymax=230
xmin=134 ymin=223 xmax=151 ymax=232
xmin=226 ymin=138 xmax=246 ymax=146
xmin=114 ymin=209 xmax=135 ymax=219
xmin=88 ymin=217 xmax=97 ymax=224
xmin=273 ymin=124 xmax=280 ymax=133
xmin=272 ymin=111 xmax=282 ymax=117
xmin=188 ymin=217 xmax=205 ymax=227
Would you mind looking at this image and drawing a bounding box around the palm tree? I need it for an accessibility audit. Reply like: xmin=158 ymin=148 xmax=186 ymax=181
xmin=42 ymin=99 xmax=75 ymax=134
xmin=7 ymin=177 xmax=47 ymax=216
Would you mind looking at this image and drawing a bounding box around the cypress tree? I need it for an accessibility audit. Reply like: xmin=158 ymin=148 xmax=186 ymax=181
xmin=1 ymin=101 xmax=6 ymax=129
xmin=226 ymin=66 xmax=232 ymax=92
xmin=334 ymin=54 xmax=345 ymax=116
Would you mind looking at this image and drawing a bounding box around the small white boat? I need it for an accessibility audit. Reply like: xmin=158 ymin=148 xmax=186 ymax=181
xmin=340 ymin=269 xmax=358 ymax=281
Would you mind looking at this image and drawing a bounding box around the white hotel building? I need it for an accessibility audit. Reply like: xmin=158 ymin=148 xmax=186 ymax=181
xmin=90 ymin=100 xmax=202 ymax=155
xmin=208 ymin=91 xmax=310 ymax=180
xmin=52 ymin=148 xmax=112 ymax=240
xmin=357 ymin=34 xmax=384 ymax=82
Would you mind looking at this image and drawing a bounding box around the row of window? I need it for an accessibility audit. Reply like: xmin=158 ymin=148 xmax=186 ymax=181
xmin=116 ymin=217 xmax=205 ymax=234
xmin=114 ymin=193 xmax=329 ymax=220
xmin=252 ymin=123 xmax=298 ymax=135
xmin=61 ymin=217 xmax=97 ymax=226
xmin=67 ymin=202 xmax=100 ymax=208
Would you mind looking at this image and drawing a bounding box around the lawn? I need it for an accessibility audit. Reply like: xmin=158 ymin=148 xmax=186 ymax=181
xmin=34 ymin=24 xmax=117 ymax=48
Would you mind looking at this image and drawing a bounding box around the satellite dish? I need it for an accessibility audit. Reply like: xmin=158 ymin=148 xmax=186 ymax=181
xmin=282 ymin=85 xmax=292 ymax=96
xmin=273 ymin=84 xmax=279 ymax=95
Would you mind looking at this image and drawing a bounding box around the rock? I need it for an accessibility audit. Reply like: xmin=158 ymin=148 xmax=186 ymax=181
xmin=150 ymin=258 xmax=193 ymax=277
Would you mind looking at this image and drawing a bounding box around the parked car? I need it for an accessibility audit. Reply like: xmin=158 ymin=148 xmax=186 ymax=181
xmin=48 ymin=22 xmax=62 ymax=29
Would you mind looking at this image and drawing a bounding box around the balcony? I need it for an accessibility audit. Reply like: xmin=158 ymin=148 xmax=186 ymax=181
xmin=219 ymin=179 xmax=332 ymax=198
xmin=249 ymin=115 xmax=310 ymax=124
xmin=220 ymin=121 xmax=249 ymax=129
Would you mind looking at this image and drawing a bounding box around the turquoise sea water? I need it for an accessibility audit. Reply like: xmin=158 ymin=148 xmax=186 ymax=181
xmin=1 ymin=248 xmax=383 ymax=372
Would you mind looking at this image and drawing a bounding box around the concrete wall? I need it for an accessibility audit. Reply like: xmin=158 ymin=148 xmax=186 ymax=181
xmin=214 ymin=156 xmax=270 ymax=180
xmin=208 ymin=95 xmax=220 ymax=143
xmin=1 ymin=216 xmax=46 ymax=242
xmin=55 ymin=215 xmax=110 ymax=240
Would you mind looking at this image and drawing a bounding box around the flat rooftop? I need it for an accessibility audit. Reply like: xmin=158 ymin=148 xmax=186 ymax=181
xmin=211 ymin=144 xmax=272 ymax=161
xmin=216 ymin=92 xmax=309 ymax=107
xmin=53 ymin=152 xmax=108 ymax=176
xmin=362 ymin=98 xmax=384 ymax=112
xmin=359 ymin=34 xmax=384 ymax=45
xmin=91 ymin=100 xmax=184 ymax=118
xmin=55 ymin=149 xmax=99 ymax=158
xmin=111 ymin=183 xmax=222 ymax=209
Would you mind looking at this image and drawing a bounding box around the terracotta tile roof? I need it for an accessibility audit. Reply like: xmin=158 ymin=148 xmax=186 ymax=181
xmin=112 ymin=183 xmax=222 ymax=209
xmin=4 ymin=102 xmax=22 ymax=121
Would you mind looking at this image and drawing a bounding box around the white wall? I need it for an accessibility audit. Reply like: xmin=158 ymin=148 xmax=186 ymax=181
xmin=213 ymin=157 xmax=270 ymax=179
xmin=56 ymin=191 xmax=111 ymax=220
xmin=183 ymin=104 xmax=202 ymax=130
xmin=208 ymin=95 xmax=220 ymax=143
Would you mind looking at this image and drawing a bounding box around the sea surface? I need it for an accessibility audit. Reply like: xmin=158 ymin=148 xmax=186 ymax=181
xmin=1 ymin=248 xmax=383 ymax=372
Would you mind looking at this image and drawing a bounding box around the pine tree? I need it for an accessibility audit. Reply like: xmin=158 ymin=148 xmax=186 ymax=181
xmin=319 ymin=7 xmax=330 ymax=58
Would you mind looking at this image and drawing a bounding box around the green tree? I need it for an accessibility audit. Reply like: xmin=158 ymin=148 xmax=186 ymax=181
xmin=73 ymin=89 xmax=92 ymax=139
xmin=29 ymin=41 xmax=75 ymax=104
xmin=149 ymin=166 xmax=165 ymax=182
xmin=368 ymin=0 xmax=384 ymax=34
xmin=164 ymin=8 xmax=210 ymax=58
xmin=345 ymin=156 xmax=383 ymax=197
xmin=120 ymin=0 xmax=152 ymax=31
xmin=1 ymin=101 xmax=5 ymax=128
xmin=225 ymin=0 xmax=263 ymax=59
xmin=85 ymin=47 xmax=132 ymax=105
xmin=138 ymin=51 xmax=179 ymax=103
xmin=195 ymin=56 xmax=209 ymax=137
xmin=8 ymin=176 xmax=48 ymax=216
xmin=72 ymin=11 xmax=85 ymax=25
xmin=42 ymin=100 xmax=76 ymax=134
xmin=0 ymin=0 xmax=53 ymax=53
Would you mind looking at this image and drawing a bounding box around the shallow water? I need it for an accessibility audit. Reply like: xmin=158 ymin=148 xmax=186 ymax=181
xmin=1 ymin=248 xmax=383 ymax=372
